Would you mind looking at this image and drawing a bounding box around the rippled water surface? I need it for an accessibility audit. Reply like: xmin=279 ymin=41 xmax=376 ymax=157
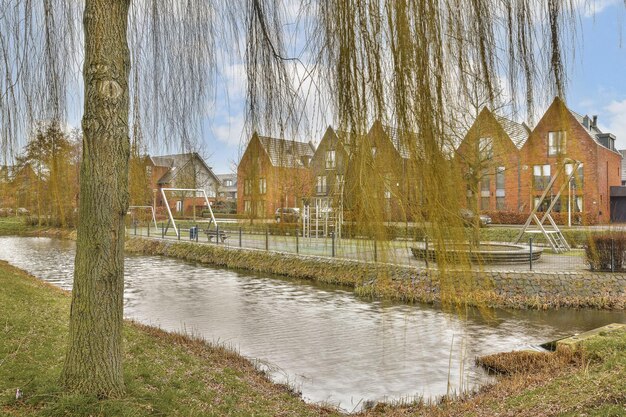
xmin=1 ymin=236 xmax=623 ymax=411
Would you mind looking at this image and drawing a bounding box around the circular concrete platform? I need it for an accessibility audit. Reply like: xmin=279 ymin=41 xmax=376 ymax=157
xmin=411 ymin=242 xmax=543 ymax=264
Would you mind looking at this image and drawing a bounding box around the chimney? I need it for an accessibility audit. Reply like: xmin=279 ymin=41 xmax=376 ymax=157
xmin=582 ymin=116 xmax=590 ymax=129
xmin=592 ymin=115 xmax=598 ymax=129
xmin=300 ymin=155 xmax=311 ymax=167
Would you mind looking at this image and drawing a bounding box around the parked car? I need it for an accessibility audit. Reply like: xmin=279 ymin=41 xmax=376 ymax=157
xmin=275 ymin=207 xmax=301 ymax=223
xmin=460 ymin=209 xmax=492 ymax=227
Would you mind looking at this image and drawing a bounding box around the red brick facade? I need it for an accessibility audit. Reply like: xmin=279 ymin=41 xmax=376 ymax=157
xmin=455 ymin=108 xmax=527 ymax=214
xmin=457 ymin=97 xmax=622 ymax=224
xmin=519 ymin=98 xmax=621 ymax=224
xmin=237 ymin=133 xmax=313 ymax=219
xmin=238 ymin=100 xmax=622 ymax=225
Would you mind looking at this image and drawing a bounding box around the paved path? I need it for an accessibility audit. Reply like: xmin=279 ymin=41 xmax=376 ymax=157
xmin=128 ymin=225 xmax=588 ymax=273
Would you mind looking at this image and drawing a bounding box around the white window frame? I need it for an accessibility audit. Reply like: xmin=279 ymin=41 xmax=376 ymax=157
xmin=479 ymin=137 xmax=493 ymax=160
xmin=325 ymin=150 xmax=336 ymax=169
xmin=548 ymin=131 xmax=566 ymax=156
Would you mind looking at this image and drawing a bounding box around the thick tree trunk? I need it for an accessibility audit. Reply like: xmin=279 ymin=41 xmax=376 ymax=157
xmin=61 ymin=0 xmax=130 ymax=397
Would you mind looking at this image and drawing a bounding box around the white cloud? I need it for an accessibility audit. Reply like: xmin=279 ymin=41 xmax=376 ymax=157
xmin=603 ymin=99 xmax=626 ymax=149
xmin=574 ymin=0 xmax=621 ymax=17
xmin=213 ymin=114 xmax=246 ymax=147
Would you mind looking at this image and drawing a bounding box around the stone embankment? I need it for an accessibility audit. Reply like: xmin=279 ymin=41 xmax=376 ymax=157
xmin=125 ymin=238 xmax=625 ymax=310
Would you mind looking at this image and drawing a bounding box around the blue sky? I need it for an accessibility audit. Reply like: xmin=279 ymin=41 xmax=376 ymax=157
xmin=199 ymin=2 xmax=626 ymax=175
xmin=568 ymin=1 xmax=626 ymax=149
xmin=16 ymin=3 xmax=621 ymax=175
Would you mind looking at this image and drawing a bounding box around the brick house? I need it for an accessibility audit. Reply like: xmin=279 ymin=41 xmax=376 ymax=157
xmin=342 ymin=121 xmax=412 ymax=222
xmin=216 ymin=173 xmax=237 ymax=201
xmin=519 ymin=97 xmax=621 ymax=224
xmin=149 ymin=153 xmax=221 ymax=215
xmin=237 ymin=133 xmax=314 ymax=218
xmin=455 ymin=107 xmax=530 ymax=213
xmin=308 ymin=126 xmax=351 ymax=216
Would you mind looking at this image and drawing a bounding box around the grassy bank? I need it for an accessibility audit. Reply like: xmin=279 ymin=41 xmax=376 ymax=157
xmin=360 ymin=328 xmax=626 ymax=416
xmin=0 ymin=217 xmax=75 ymax=239
xmin=125 ymin=238 xmax=625 ymax=310
xmin=0 ymin=217 xmax=37 ymax=235
xmin=2 ymin=261 xmax=625 ymax=416
xmin=0 ymin=261 xmax=338 ymax=416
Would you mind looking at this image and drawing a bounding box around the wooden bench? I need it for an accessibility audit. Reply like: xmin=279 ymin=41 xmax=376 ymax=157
xmin=204 ymin=229 xmax=228 ymax=242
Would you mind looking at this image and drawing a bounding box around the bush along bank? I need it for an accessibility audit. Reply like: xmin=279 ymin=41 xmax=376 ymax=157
xmin=125 ymin=238 xmax=626 ymax=310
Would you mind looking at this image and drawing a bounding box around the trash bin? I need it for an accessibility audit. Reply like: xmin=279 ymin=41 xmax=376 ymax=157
xmin=190 ymin=226 xmax=198 ymax=240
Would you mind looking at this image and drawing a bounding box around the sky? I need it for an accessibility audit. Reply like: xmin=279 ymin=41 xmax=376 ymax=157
xmin=198 ymin=2 xmax=626 ymax=175
xmin=568 ymin=1 xmax=626 ymax=150
xmin=7 ymin=2 xmax=623 ymax=174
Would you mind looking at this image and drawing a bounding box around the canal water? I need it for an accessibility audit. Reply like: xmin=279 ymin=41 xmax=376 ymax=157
xmin=1 ymin=236 xmax=624 ymax=411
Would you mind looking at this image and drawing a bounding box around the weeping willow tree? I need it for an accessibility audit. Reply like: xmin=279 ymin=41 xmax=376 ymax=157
xmin=0 ymin=0 xmax=594 ymax=398
xmin=14 ymin=121 xmax=80 ymax=226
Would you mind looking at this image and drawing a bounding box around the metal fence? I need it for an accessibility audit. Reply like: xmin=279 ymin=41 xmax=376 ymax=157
xmin=123 ymin=220 xmax=615 ymax=273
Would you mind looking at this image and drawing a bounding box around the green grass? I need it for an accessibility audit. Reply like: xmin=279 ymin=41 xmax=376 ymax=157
xmin=2 ymin=259 xmax=625 ymax=417
xmin=0 ymin=261 xmax=338 ymax=416
xmin=0 ymin=217 xmax=36 ymax=236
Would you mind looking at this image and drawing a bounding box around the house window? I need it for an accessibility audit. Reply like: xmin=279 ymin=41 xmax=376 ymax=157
xmin=335 ymin=174 xmax=344 ymax=191
xmin=480 ymin=197 xmax=490 ymax=211
xmin=256 ymin=200 xmax=265 ymax=217
xmin=565 ymin=163 xmax=584 ymax=189
xmin=548 ymin=131 xmax=566 ymax=156
xmin=480 ymin=170 xmax=490 ymax=197
xmin=259 ymin=178 xmax=266 ymax=194
xmin=573 ymin=196 xmax=583 ymax=213
xmin=496 ymin=167 xmax=505 ymax=192
xmin=533 ymin=164 xmax=551 ymax=190
xmin=225 ymin=179 xmax=232 ymax=187
xmin=325 ymin=150 xmax=336 ymax=169
xmin=244 ymin=200 xmax=251 ymax=213
xmin=479 ymin=137 xmax=493 ymax=160
xmin=244 ymin=179 xmax=252 ymax=196
xmin=383 ymin=173 xmax=392 ymax=199
xmin=146 ymin=165 xmax=152 ymax=178
xmin=316 ymin=175 xmax=327 ymax=194
xmin=496 ymin=196 xmax=505 ymax=210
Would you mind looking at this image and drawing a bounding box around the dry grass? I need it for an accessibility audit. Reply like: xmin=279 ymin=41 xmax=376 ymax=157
xmin=357 ymin=330 xmax=626 ymax=417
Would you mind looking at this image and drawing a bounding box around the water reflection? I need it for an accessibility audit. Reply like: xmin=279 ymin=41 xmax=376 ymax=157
xmin=0 ymin=236 xmax=623 ymax=411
